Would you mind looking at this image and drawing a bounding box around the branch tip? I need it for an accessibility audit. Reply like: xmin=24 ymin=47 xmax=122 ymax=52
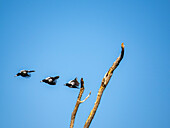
xmin=81 ymin=78 xmax=84 ymax=88
xmin=121 ymin=43 xmax=125 ymax=49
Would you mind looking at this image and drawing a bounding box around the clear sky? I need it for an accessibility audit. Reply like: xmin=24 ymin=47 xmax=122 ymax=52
xmin=0 ymin=0 xmax=170 ymax=128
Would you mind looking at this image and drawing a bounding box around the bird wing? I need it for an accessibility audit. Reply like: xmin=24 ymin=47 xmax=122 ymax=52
xmin=48 ymin=78 xmax=53 ymax=82
xmin=54 ymin=76 xmax=59 ymax=80
xmin=73 ymin=78 xmax=79 ymax=86
xmin=68 ymin=80 xmax=74 ymax=85
xmin=74 ymin=81 xmax=79 ymax=86
xmin=28 ymin=70 xmax=35 ymax=73
xmin=51 ymin=76 xmax=59 ymax=80
xmin=46 ymin=77 xmax=51 ymax=80
xmin=68 ymin=79 xmax=79 ymax=86
xmin=20 ymin=70 xmax=26 ymax=73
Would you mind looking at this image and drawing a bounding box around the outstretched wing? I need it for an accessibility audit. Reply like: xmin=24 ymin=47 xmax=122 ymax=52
xmin=68 ymin=78 xmax=79 ymax=86
xmin=73 ymin=77 xmax=79 ymax=86
xmin=52 ymin=76 xmax=60 ymax=80
xmin=71 ymin=85 xmax=79 ymax=88
xmin=27 ymin=70 xmax=35 ymax=73
xmin=20 ymin=70 xmax=27 ymax=73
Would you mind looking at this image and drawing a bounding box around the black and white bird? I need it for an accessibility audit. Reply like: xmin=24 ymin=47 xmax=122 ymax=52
xmin=40 ymin=76 xmax=60 ymax=85
xmin=15 ymin=70 xmax=35 ymax=77
xmin=64 ymin=77 xmax=80 ymax=88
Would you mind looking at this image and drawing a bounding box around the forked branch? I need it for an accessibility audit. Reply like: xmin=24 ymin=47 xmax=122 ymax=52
xmin=79 ymin=91 xmax=91 ymax=103
xmin=84 ymin=43 xmax=125 ymax=128
xmin=70 ymin=78 xmax=91 ymax=128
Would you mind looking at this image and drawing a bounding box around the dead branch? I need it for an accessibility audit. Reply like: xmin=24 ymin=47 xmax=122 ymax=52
xmin=84 ymin=43 xmax=125 ymax=128
xmin=70 ymin=78 xmax=91 ymax=128
xmin=79 ymin=91 xmax=91 ymax=103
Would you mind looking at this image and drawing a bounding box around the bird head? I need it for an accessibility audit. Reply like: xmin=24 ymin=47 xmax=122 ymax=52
xmin=40 ymin=80 xmax=44 ymax=82
xmin=15 ymin=73 xmax=20 ymax=77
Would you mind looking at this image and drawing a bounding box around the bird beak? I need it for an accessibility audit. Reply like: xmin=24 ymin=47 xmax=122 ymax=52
xmin=14 ymin=75 xmax=17 ymax=77
xmin=40 ymin=81 xmax=42 ymax=82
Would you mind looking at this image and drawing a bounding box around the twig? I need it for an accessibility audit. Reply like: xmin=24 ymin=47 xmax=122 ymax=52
xmin=84 ymin=43 xmax=125 ymax=128
xmin=70 ymin=78 xmax=91 ymax=128
xmin=79 ymin=91 xmax=91 ymax=103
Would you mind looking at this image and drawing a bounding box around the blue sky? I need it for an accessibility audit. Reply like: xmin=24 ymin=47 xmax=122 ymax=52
xmin=0 ymin=0 xmax=170 ymax=128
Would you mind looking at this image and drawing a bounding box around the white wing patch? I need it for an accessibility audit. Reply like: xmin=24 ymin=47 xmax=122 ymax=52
xmin=48 ymin=78 xmax=53 ymax=82
xmin=23 ymin=71 xmax=27 ymax=74
xmin=68 ymin=80 xmax=73 ymax=85
xmin=46 ymin=77 xmax=50 ymax=80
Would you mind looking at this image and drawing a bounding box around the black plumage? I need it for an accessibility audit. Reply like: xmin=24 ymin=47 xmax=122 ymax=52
xmin=40 ymin=76 xmax=59 ymax=85
xmin=15 ymin=70 xmax=35 ymax=77
xmin=64 ymin=77 xmax=80 ymax=88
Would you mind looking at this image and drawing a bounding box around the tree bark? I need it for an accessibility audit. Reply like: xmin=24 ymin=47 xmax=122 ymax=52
xmin=84 ymin=43 xmax=125 ymax=128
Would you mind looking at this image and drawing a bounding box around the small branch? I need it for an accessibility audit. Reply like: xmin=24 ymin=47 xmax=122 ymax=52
xmin=84 ymin=43 xmax=125 ymax=128
xmin=70 ymin=78 xmax=91 ymax=128
xmin=79 ymin=91 xmax=91 ymax=103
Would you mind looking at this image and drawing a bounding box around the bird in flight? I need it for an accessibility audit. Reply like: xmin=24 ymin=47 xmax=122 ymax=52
xmin=15 ymin=70 xmax=35 ymax=77
xmin=64 ymin=77 xmax=80 ymax=88
xmin=40 ymin=76 xmax=60 ymax=85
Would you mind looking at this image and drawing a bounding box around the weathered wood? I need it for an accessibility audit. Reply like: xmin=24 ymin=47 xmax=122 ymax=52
xmin=84 ymin=43 xmax=125 ymax=128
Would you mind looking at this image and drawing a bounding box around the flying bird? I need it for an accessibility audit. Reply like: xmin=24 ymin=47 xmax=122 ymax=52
xmin=15 ymin=70 xmax=35 ymax=77
xmin=40 ymin=76 xmax=60 ymax=85
xmin=64 ymin=77 xmax=80 ymax=88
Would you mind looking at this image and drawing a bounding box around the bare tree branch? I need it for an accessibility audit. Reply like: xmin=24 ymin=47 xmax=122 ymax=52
xmin=70 ymin=78 xmax=91 ymax=128
xmin=84 ymin=43 xmax=125 ymax=128
xmin=79 ymin=91 xmax=91 ymax=103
